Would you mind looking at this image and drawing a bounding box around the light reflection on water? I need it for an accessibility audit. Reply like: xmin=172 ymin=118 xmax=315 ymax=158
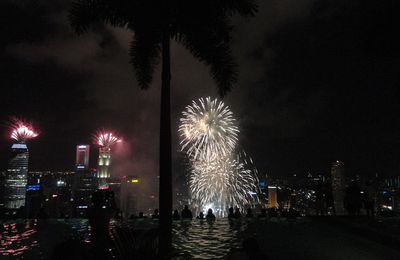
xmin=0 ymin=220 xmax=38 ymax=257
xmin=0 ymin=219 xmax=91 ymax=259
xmin=172 ymin=219 xmax=248 ymax=259
xmin=0 ymin=218 xmax=255 ymax=259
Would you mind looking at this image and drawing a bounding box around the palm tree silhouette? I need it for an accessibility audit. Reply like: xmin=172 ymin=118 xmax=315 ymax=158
xmin=69 ymin=0 xmax=257 ymax=257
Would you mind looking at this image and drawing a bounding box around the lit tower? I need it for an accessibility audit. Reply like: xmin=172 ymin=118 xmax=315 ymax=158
xmin=76 ymin=145 xmax=90 ymax=170
xmin=331 ymin=160 xmax=345 ymax=215
xmin=4 ymin=119 xmax=38 ymax=209
xmin=267 ymin=186 xmax=279 ymax=209
xmin=94 ymin=130 xmax=121 ymax=186
xmin=73 ymin=144 xmax=96 ymax=215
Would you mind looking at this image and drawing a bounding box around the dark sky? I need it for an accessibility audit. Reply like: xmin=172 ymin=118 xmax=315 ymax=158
xmin=1 ymin=0 xmax=400 ymax=185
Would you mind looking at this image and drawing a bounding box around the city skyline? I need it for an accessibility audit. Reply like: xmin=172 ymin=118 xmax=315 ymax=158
xmin=1 ymin=1 xmax=399 ymax=259
xmin=1 ymin=0 xmax=399 ymax=179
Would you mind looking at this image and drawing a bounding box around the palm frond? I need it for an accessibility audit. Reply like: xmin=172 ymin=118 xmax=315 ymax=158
xmin=69 ymin=0 xmax=131 ymax=34
xmin=211 ymin=0 xmax=259 ymax=17
xmin=178 ymin=23 xmax=238 ymax=97
xmin=129 ymin=30 xmax=161 ymax=89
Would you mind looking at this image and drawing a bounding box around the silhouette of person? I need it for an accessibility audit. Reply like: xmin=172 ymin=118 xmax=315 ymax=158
xmin=152 ymin=209 xmax=159 ymax=219
xmin=287 ymin=208 xmax=297 ymax=226
xmin=197 ymin=211 xmax=205 ymax=219
xmin=344 ymin=181 xmax=362 ymax=217
xmin=173 ymin=209 xmax=180 ymax=220
xmin=228 ymin=207 xmax=235 ymax=219
xmin=181 ymin=205 xmax=193 ymax=219
xmin=206 ymin=208 xmax=216 ymax=221
xmin=114 ymin=209 xmax=123 ymax=221
xmin=245 ymin=208 xmax=253 ymax=218
xmin=234 ymin=207 xmax=241 ymax=219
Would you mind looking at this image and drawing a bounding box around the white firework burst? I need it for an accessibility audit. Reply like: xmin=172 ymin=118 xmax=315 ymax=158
xmin=179 ymin=97 xmax=239 ymax=161
xmin=180 ymin=97 xmax=259 ymax=215
xmin=189 ymin=153 xmax=259 ymax=213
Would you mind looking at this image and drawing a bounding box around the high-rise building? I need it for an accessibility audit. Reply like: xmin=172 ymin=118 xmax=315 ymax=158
xmin=97 ymin=147 xmax=111 ymax=179
xmin=27 ymin=171 xmax=76 ymax=217
xmin=331 ymin=160 xmax=345 ymax=215
xmin=267 ymin=186 xmax=279 ymax=208
xmin=4 ymin=144 xmax=29 ymax=209
xmin=76 ymin=145 xmax=90 ymax=170
xmin=73 ymin=168 xmax=97 ymax=217
xmin=0 ymin=171 xmax=6 ymax=208
xmin=73 ymin=145 xmax=96 ymax=216
xmin=94 ymin=131 xmax=121 ymax=188
xmin=120 ymin=176 xmax=143 ymax=218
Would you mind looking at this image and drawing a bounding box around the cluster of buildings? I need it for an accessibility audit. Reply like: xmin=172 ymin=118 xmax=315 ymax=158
xmin=1 ymin=130 xmax=399 ymax=219
xmin=0 ymin=140 xmax=153 ymax=219
xmin=262 ymin=161 xmax=400 ymax=215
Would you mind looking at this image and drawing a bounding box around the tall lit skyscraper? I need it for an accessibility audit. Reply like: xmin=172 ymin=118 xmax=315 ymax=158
xmin=3 ymin=119 xmax=38 ymax=209
xmin=94 ymin=131 xmax=121 ymax=186
xmin=98 ymin=147 xmax=111 ymax=178
xmin=73 ymin=144 xmax=96 ymax=216
xmin=76 ymin=145 xmax=90 ymax=170
xmin=331 ymin=160 xmax=345 ymax=215
xmin=267 ymin=186 xmax=279 ymax=208
xmin=4 ymin=144 xmax=29 ymax=209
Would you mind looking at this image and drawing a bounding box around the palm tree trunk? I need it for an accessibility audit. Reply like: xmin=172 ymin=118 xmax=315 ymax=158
xmin=159 ymin=33 xmax=172 ymax=258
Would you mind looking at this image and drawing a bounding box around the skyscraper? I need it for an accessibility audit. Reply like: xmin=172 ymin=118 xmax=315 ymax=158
xmin=98 ymin=147 xmax=111 ymax=179
xmin=4 ymin=144 xmax=29 ymax=209
xmin=331 ymin=160 xmax=345 ymax=215
xmin=120 ymin=176 xmax=142 ymax=219
xmin=76 ymin=145 xmax=90 ymax=170
xmin=267 ymin=186 xmax=279 ymax=208
xmin=94 ymin=131 xmax=121 ymax=188
xmin=3 ymin=120 xmax=38 ymax=210
xmin=73 ymin=145 xmax=96 ymax=216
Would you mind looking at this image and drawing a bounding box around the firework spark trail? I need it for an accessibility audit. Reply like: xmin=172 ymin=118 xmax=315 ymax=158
xmin=94 ymin=130 xmax=121 ymax=148
xmin=179 ymin=97 xmax=259 ymax=214
xmin=9 ymin=119 xmax=38 ymax=143
xmin=179 ymin=97 xmax=239 ymax=161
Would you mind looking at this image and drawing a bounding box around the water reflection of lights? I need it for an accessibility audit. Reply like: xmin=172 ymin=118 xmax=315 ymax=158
xmin=0 ymin=220 xmax=38 ymax=256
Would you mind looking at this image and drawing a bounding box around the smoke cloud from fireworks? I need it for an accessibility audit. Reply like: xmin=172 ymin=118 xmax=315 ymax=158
xmin=10 ymin=118 xmax=38 ymax=143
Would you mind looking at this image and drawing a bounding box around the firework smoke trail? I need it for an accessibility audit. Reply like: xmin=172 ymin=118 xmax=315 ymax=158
xmin=94 ymin=130 xmax=122 ymax=148
xmin=9 ymin=118 xmax=38 ymax=143
xmin=179 ymin=97 xmax=239 ymax=161
xmin=179 ymin=97 xmax=259 ymax=214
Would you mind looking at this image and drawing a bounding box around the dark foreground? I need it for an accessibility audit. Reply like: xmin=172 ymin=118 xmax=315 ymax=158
xmin=244 ymin=218 xmax=400 ymax=260
xmin=1 ymin=217 xmax=399 ymax=259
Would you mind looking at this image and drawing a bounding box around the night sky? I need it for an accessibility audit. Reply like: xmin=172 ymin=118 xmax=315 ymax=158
xmin=1 ymin=0 xmax=400 ymax=186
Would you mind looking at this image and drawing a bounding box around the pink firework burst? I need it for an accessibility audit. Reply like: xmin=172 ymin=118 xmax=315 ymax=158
xmin=10 ymin=119 xmax=39 ymax=143
xmin=94 ymin=130 xmax=122 ymax=148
